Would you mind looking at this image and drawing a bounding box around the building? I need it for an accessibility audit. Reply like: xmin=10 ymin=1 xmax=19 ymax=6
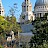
xmin=19 ymin=0 xmax=34 ymax=47
xmin=0 ymin=0 xmax=4 ymax=16
xmin=34 ymin=0 xmax=48 ymax=17
xmin=18 ymin=0 xmax=48 ymax=47
xmin=20 ymin=0 xmax=35 ymax=23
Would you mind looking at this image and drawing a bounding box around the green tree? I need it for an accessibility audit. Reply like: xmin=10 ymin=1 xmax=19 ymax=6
xmin=6 ymin=16 xmax=10 ymax=21
xmin=0 ymin=3 xmax=22 ymax=46
xmin=29 ymin=13 xmax=48 ymax=48
xmin=8 ymin=3 xmax=22 ymax=33
xmin=0 ymin=45 xmax=4 ymax=48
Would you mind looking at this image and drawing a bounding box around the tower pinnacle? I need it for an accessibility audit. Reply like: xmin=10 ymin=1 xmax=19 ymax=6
xmin=0 ymin=0 xmax=4 ymax=16
xmin=20 ymin=0 xmax=35 ymax=23
xmin=25 ymin=0 xmax=30 ymax=4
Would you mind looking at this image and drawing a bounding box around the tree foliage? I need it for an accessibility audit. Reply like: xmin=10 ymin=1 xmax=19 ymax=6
xmin=0 ymin=15 xmax=22 ymax=47
xmin=29 ymin=13 xmax=48 ymax=48
xmin=0 ymin=3 xmax=22 ymax=47
xmin=0 ymin=15 xmax=22 ymax=38
xmin=0 ymin=45 xmax=4 ymax=48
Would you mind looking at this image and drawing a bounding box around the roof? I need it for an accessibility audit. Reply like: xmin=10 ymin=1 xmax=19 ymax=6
xmin=35 ymin=0 xmax=48 ymax=6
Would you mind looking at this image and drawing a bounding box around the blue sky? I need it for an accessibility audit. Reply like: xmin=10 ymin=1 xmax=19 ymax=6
xmin=2 ymin=0 xmax=36 ymax=21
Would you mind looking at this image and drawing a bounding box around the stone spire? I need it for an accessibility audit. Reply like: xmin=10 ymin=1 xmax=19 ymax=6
xmin=23 ymin=0 xmax=32 ymax=12
xmin=0 ymin=0 xmax=5 ymax=16
xmin=25 ymin=0 xmax=30 ymax=4
xmin=20 ymin=0 xmax=35 ymax=23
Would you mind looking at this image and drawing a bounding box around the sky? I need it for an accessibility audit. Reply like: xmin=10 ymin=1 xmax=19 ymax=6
xmin=2 ymin=0 xmax=36 ymax=21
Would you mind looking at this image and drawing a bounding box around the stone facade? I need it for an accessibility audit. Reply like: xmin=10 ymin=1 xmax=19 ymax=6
xmin=20 ymin=0 xmax=35 ymax=23
xmin=34 ymin=0 xmax=48 ymax=18
xmin=0 ymin=0 xmax=4 ymax=16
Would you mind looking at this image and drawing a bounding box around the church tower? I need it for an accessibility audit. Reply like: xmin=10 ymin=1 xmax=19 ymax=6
xmin=20 ymin=0 xmax=35 ymax=23
xmin=0 ymin=0 xmax=4 ymax=16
